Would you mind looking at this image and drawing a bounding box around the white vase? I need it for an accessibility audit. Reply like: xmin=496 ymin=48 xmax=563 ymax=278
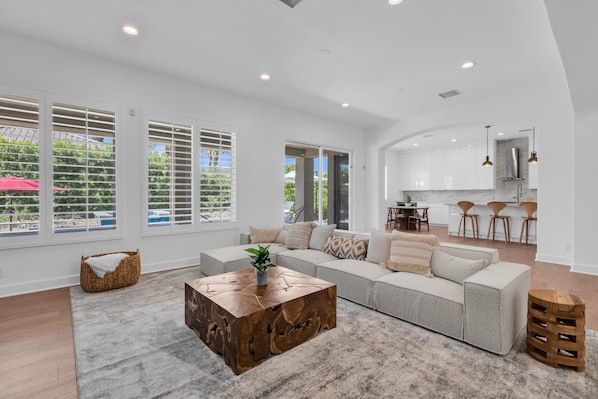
xmin=256 ymin=270 xmax=268 ymax=286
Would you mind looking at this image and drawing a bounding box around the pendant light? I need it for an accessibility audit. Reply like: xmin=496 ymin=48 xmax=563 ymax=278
xmin=482 ymin=125 xmax=493 ymax=167
xmin=528 ymin=126 xmax=538 ymax=163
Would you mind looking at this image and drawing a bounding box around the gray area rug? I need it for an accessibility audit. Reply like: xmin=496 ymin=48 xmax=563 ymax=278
xmin=71 ymin=266 xmax=598 ymax=398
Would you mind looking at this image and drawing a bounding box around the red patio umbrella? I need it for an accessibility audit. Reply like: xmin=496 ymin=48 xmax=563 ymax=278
xmin=0 ymin=175 xmax=67 ymax=231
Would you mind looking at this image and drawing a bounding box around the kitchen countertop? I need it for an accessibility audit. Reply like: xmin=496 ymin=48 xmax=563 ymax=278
xmin=444 ymin=202 xmax=532 ymax=207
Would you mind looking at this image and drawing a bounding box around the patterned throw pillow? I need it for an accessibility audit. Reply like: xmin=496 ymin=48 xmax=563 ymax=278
xmin=387 ymin=231 xmax=439 ymax=275
xmin=285 ymin=222 xmax=314 ymax=250
xmin=323 ymin=236 xmax=368 ymax=260
xmin=339 ymin=238 xmax=369 ymax=260
xmin=322 ymin=235 xmax=343 ymax=256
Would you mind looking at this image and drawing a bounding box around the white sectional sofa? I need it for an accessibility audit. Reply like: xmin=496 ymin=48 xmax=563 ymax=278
xmin=199 ymin=224 xmax=531 ymax=355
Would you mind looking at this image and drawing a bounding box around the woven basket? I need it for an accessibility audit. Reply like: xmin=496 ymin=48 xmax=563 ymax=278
xmin=80 ymin=249 xmax=141 ymax=292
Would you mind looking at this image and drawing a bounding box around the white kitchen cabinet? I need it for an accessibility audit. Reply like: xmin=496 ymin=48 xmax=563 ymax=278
xmin=397 ymin=141 xmax=495 ymax=191
xmin=398 ymin=152 xmax=411 ymax=190
xmin=476 ymin=143 xmax=496 ymax=189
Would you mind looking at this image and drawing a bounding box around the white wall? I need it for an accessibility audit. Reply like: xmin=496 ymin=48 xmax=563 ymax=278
xmin=0 ymin=33 xmax=367 ymax=296
xmin=572 ymin=110 xmax=598 ymax=275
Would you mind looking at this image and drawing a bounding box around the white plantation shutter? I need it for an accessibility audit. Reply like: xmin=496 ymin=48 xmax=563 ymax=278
xmin=0 ymin=94 xmax=40 ymax=234
xmin=52 ymin=103 xmax=117 ymax=232
xmin=199 ymin=128 xmax=236 ymax=223
xmin=147 ymin=120 xmax=193 ymax=227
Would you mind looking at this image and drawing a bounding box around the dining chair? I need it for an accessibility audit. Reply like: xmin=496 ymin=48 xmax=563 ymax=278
xmin=409 ymin=207 xmax=429 ymax=231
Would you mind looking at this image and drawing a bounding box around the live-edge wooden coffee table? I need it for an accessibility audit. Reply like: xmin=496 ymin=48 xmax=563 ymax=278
xmin=185 ymin=266 xmax=336 ymax=374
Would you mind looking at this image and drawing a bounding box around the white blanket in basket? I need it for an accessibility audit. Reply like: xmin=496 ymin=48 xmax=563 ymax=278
xmin=86 ymin=253 xmax=129 ymax=278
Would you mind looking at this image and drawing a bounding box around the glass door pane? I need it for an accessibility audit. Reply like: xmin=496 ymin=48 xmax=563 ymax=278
xmin=284 ymin=143 xmax=350 ymax=230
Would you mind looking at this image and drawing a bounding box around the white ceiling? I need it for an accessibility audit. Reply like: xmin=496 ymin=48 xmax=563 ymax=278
xmin=0 ymin=0 xmax=580 ymax=150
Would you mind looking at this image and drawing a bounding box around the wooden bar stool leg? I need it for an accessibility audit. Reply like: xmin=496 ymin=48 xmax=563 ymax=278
xmin=520 ymin=219 xmax=527 ymax=244
xmin=486 ymin=217 xmax=493 ymax=241
xmin=501 ymin=218 xmax=508 ymax=243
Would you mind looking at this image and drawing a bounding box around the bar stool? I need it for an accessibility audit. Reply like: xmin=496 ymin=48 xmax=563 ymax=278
xmin=486 ymin=201 xmax=510 ymax=243
xmin=519 ymin=201 xmax=538 ymax=244
xmin=457 ymin=201 xmax=479 ymax=239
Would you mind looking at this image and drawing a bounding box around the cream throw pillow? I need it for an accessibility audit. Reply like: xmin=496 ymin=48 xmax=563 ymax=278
xmin=387 ymin=231 xmax=439 ymax=275
xmin=285 ymin=222 xmax=314 ymax=249
xmin=250 ymin=226 xmax=282 ymax=244
xmin=365 ymin=229 xmax=392 ymax=267
xmin=430 ymin=247 xmax=486 ymax=284
xmin=309 ymin=224 xmax=336 ymax=250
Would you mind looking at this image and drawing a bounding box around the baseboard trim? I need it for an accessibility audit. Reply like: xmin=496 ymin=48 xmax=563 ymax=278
xmin=571 ymin=263 xmax=598 ymax=276
xmin=0 ymin=256 xmax=202 ymax=298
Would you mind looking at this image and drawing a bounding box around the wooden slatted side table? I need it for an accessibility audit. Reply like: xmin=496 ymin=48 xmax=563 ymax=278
xmin=526 ymin=289 xmax=585 ymax=372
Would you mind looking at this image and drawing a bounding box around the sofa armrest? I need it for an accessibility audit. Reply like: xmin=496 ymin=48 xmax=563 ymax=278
xmin=240 ymin=233 xmax=250 ymax=245
xmin=463 ymin=261 xmax=531 ymax=355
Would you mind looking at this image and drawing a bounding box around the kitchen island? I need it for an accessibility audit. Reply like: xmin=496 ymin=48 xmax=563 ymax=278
xmin=446 ymin=202 xmax=537 ymax=244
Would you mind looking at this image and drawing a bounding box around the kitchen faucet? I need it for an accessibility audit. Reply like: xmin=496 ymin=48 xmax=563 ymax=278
xmin=515 ymin=182 xmax=523 ymax=204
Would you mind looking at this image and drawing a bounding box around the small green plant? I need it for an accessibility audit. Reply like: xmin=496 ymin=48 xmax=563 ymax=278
xmin=405 ymin=195 xmax=412 ymax=203
xmin=245 ymin=244 xmax=276 ymax=272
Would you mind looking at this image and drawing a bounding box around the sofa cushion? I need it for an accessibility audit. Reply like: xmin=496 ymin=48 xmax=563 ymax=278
xmin=365 ymin=229 xmax=392 ymax=266
xmin=309 ymin=224 xmax=337 ymax=250
xmin=387 ymin=231 xmax=439 ymax=275
xmin=250 ymin=226 xmax=281 ymax=244
xmin=373 ymin=272 xmax=464 ymax=340
xmin=322 ymin=236 xmax=368 ymax=260
xmin=317 ymin=259 xmax=393 ymax=307
xmin=285 ymin=222 xmax=314 ymax=249
xmin=276 ymin=249 xmax=338 ymax=277
xmin=431 ymin=247 xmax=486 ymax=284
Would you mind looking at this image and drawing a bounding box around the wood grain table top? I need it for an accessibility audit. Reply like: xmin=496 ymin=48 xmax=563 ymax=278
xmin=528 ymin=289 xmax=585 ymax=312
xmin=186 ymin=266 xmax=336 ymax=318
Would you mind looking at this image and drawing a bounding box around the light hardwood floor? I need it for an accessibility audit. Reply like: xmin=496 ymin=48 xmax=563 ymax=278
xmin=1 ymin=225 xmax=596 ymax=399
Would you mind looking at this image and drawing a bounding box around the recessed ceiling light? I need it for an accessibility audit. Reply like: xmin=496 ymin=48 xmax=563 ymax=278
xmin=260 ymin=74 xmax=271 ymax=81
xmin=451 ymin=138 xmax=457 ymax=142
xmin=462 ymin=61 xmax=475 ymax=69
xmin=122 ymin=25 xmax=138 ymax=36
xmin=413 ymin=143 xmax=418 ymax=146
xmin=341 ymin=102 xmax=350 ymax=108
xmin=498 ymin=132 xmax=504 ymax=136
xmin=388 ymin=0 xmax=404 ymax=5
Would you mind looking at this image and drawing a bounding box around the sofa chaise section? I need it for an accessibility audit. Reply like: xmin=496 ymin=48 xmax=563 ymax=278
xmin=200 ymin=243 xmax=287 ymax=276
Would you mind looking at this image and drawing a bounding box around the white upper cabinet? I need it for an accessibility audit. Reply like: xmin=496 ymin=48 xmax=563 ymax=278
xmin=397 ymin=141 xmax=496 ymax=191
xmin=476 ymin=143 xmax=496 ymax=189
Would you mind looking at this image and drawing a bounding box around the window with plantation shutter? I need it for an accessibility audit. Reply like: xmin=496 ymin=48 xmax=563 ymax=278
xmin=147 ymin=120 xmax=193 ymax=227
xmin=52 ymin=103 xmax=117 ymax=233
xmin=199 ymin=129 xmax=235 ymax=223
xmin=0 ymin=94 xmax=40 ymax=235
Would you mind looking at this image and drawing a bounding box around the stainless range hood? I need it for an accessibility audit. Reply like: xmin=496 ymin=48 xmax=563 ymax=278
xmin=501 ymin=147 xmax=523 ymax=180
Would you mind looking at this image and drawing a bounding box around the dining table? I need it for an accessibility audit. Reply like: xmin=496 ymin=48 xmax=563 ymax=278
xmin=387 ymin=206 xmax=429 ymax=231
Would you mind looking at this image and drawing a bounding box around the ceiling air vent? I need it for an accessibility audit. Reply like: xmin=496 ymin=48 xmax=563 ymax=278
xmin=438 ymin=89 xmax=463 ymax=99
xmin=279 ymin=0 xmax=302 ymax=8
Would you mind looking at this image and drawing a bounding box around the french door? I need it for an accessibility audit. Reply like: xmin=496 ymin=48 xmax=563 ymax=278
xmin=284 ymin=143 xmax=351 ymax=229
